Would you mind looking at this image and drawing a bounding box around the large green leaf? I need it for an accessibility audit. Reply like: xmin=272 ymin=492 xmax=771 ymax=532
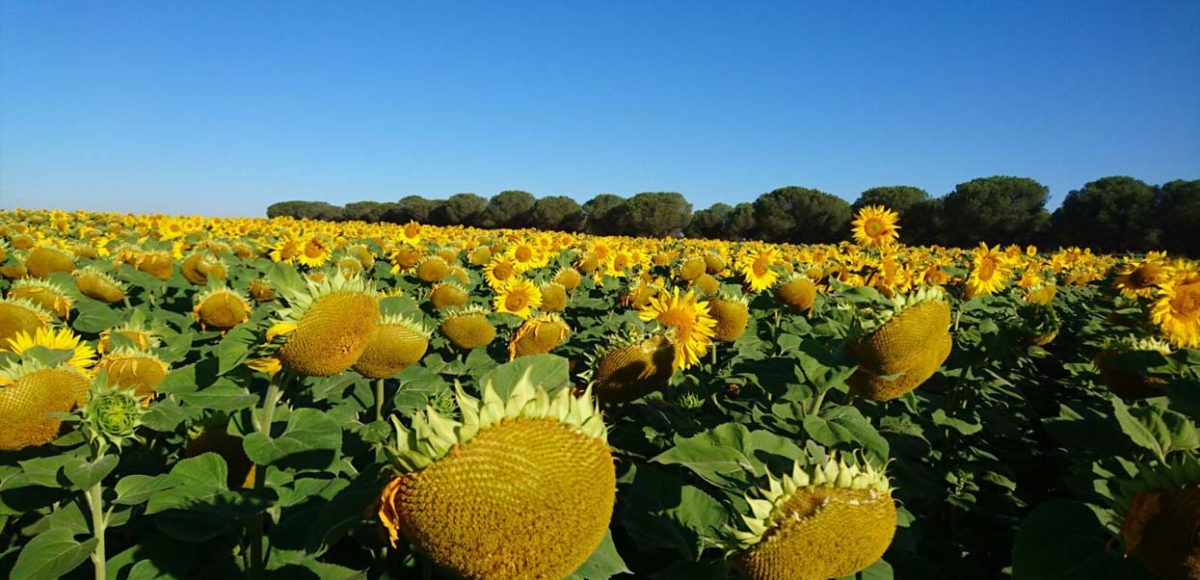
xmin=1012 ymin=500 xmax=1147 ymax=579
xmin=10 ymin=527 xmax=97 ymax=580
xmin=243 ymin=408 xmax=341 ymax=469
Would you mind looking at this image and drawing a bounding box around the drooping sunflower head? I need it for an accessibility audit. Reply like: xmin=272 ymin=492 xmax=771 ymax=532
xmin=1114 ymin=457 xmax=1200 ymax=580
xmin=353 ymin=314 xmax=432 ymax=379
xmin=192 ymin=286 xmax=252 ymax=331
xmin=775 ymin=273 xmax=818 ymax=312
xmin=539 ymin=282 xmax=569 ymax=312
xmin=74 ymin=265 xmax=127 ymax=304
xmin=133 ymin=250 xmax=175 ymax=280
xmin=0 ymin=328 xmax=96 ymax=450
xmin=637 ymin=287 xmax=716 ymax=371
xmin=493 ymin=278 xmax=543 ymax=319
xmin=588 ymin=328 xmax=676 ymax=403
xmin=1017 ymin=302 xmax=1060 ymax=346
xmin=98 ymin=317 xmax=160 ymax=354
xmin=180 ymin=251 xmax=228 ymax=286
xmin=0 ymin=296 xmax=53 ymax=350
xmin=728 ymin=450 xmax=896 ymax=580
xmin=553 ymin=267 xmax=583 ymax=290
xmin=439 ymin=305 xmax=497 ymax=350
xmin=96 ymin=347 xmax=170 ymax=401
xmin=679 ymin=257 xmax=707 ymax=282
xmin=268 ymin=272 xmax=379 ymax=377
xmin=415 ymin=256 xmax=451 ymax=283
xmin=850 ymin=286 xmax=952 ymax=377
xmin=379 ymin=360 xmax=613 ymax=580
xmin=1114 ymin=257 xmax=1173 ymax=299
xmin=851 ymin=205 xmax=901 ymax=247
xmin=709 ymin=291 xmax=750 ymax=342
xmin=24 ymin=245 xmax=76 ymax=278
xmin=1151 ymin=274 xmax=1200 ymax=349
xmin=8 ymin=278 xmax=73 ymax=319
xmin=508 ymin=313 xmax=570 ymax=360
xmin=248 ymin=278 xmax=277 ymax=302
xmin=428 ymin=281 xmax=469 ymax=310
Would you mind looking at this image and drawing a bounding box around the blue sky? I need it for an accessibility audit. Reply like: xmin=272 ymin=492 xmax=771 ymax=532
xmin=2 ymin=1 xmax=1197 ymax=216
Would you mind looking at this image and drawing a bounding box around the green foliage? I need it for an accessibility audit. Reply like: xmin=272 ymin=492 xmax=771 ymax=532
xmin=529 ymin=195 xmax=586 ymax=232
xmin=940 ymin=176 xmax=1049 ymax=246
xmin=582 ymin=194 xmax=626 ymax=235
xmin=852 ymin=185 xmax=929 ymax=214
xmin=685 ymin=203 xmax=733 ymax=239
xmin=752 ymin=186 xmax=851 ymax=243
xmin=1154 ymin=179 xmax=1200 ymax=257
xmin=1051 ymin=176 xmax=1158 ymax=253
xmin=611 ymin=192 xmax=693 ymax=237
xmin=480 ymin=190 xmax=537 ymax=229
xmin=439 ymin=192 xmax=488 ymax=227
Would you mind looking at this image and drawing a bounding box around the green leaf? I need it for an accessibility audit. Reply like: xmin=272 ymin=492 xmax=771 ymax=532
xmin=478 ymin=354 xmax=570 ymax=399
xmin=620 ymin=465 xmax=727 ymax=559
xmin=114 ymin=474 xmax=175 ymax=505
xmin=216 ymin=323 xmax=259 ymax=375
xmin=72 ymin=300 xmax=124 ymax=334
xmin=565 ymin=531 xmax=630 ymax=580
xmin=1112 ymin=398 xmax=1198 ymax=461
xmin=1012 ymin=500 xmax=1148 ymax=579
xmin=63 ymin=455 xmax=119 ymax=491
xmin=652 ymin=423 xmax=758 ymax=490
xmin=10 ymin=527 xmax=97 ymax=579
xmin=803 ymin=406 xmax=890 ymax=461
xmin=267 ymin=262 xmax=307 ymax=302
xmin=170 ymin=453 xmax=230 ymax=489
xmin=243 ymin=408 xmax=341 ymax=469
xmin=177 ymin=379 xmax=258 ymax=412
xmin=931 ymin=408 xmax=983 ymax=435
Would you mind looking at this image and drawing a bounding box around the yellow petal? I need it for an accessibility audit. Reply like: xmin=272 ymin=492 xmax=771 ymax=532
xmin=266 ymin=321 xmax=298 ymax=342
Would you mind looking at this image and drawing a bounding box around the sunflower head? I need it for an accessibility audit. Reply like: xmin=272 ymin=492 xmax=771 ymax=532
xmin=709 ymin=292 xmax=750 ymax=342
xmin=493 ymin=278 xmax=543 ymax=319
xmin=704 ymin=253 xmax=727 ymax=274
xmin=1114 ymin=457 xmax=1200 ymax=580
xmin=379 ymin=359 xmax=613 ymax=579
xmin=850 ymin=286 xmax=952 ymax=376
xmin=692 ymin=273 xmax=720 ymax=295
xmin=25 ymin=245 xmax=76 ymax=278
xmin=589 ymin=329 xmax=676 ymax=403
xmin=729 ymin=450 xmax=895 ymax=580
xmin=468 ymin=246 xmax=493 ymax=267
xmin=775 ymin=274 xmax=817 ymax=312
xmin=439 ymin=305 xmax=497 ymax=350
xmin=181 ymin=252 xmax=227 ymax=286
xmin=8 ymin=278 xmax=73 ymax=319
xmin=81 ymin=374 xmax=145 ymax=450
xmin=0 ymin=328 xmax=96 ymax=451
xmin=508 ymin=313 xmax=570 ymax=360
xmin=1095 ymin=335 xmax=1173 ymax=400
xmin=193 ymin=287 xmax=252 ymax=331
xmin=851 ymin=205 xmax=901 ymax=247
xmin=74 ymin=266 xmax=127 ymax=304
xmin=96 ymin=347 xmax=170 ymax=401
xmin=738 ymin=248 xmax=781 ymax=293
xmin=637 ymin=287 xmax=716 ymax=371
xmin=268 ymin=272 xmax=380 ymax=377
xmin=353 ymin=314 xmax=432 ymax=379
xmin=0 ymin=297 xmax=53 ymax=350
xmin=539 ymin=282 xmax=569 ymax=312
xmin=416 ymin=256 xmax=451 ymax=283
xmin=429 ymin=281 xmax=468 ymax=310
xmin=679 ymin=257 xmax=707 ymax=282
xmin=98 ymin=317 xmax=160 ymax=354
xmin=1151 ymin=274 xmax=1200 ymax=349
xmin=134 ymin=250 xmax=175 ymax=281
xmin=553 ymin=267 xmax=583 ymax=290
xmin=1114 ymin=257 xmax=1173 ymax=298
xmin=249 ymin=278 xmax=277 ymax=302
xmin=1017 ymin=302 xmax=1060 ymax=346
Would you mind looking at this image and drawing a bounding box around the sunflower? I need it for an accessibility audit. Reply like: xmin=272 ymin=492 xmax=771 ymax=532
xmin=8 ymin=327 xmax=97 ymax=374
xmin=965 ymin=242 xmax=1011 ymax=298
xmin=1114 ymin=254 xmax=1173 ymax=299
xmin=0 ymin=297 xmax=53 ymax=350
xmin=298 ymin=236 xmax=331 ymax=268
xmin=8 ymin=278 xmax=73 ymax=319
xmin=851 ymin=205 xmax=900 ymax=247
xmin=493 ymin=278 xmax=543 ymax=319
xmin=1151 ymin=274 xmax=1200 ymax=348
xmin=484 ymin=256 xmax=519 ymax=290
xmin=269 ymin=236 xmax=303 ymax=264
xmin=638 ymin=287 xmax=716 ymax=371
xmin=738 ymin=247 xmax=781 ymax=293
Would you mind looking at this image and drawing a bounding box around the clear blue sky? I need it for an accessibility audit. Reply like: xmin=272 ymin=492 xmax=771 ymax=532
xmin=2 ymin=1 xmax=1198 ymax=216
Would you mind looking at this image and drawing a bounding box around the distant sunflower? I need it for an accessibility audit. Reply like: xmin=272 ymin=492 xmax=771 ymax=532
xmin=965 ymin=243 xmax=1011 ymax=298
xmin=638 ymin=287 xmax=716 ymax=371
xmin=852 ymin=205 xmax=900 ymax=247
xmin=8 ymin=327 xmax=97 ymax=374
xmin=269 ymin=236 xmax=303 ymax=264
xmin=484 ymin=256 xmax=519 ymax=290
xmin=493 ymin=279 xmax=542 ymax=319
xmin=738 ymin=248 xmax=781 ymax=293
xmin=298 ymin=236 xmax=331 ymax=268
xmin=1151 ymin=274 xmax=1200 ymax=348
xmin=1114 ymin=255 xmax=1172 ymax=299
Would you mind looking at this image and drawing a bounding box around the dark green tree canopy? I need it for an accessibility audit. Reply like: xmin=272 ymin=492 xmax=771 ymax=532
xmin=266 ymin=201 xmax=344 ymax=221
xmin=611 ymin=192 xmax=693 ymax=238
xmin=752 ymin=186 xmax=851 ymax=243
xmin=582 ymin=194 xmax=626 ymax=235
xmin=1154 ymin=179 xmax=1200 ymax=258
xmin=940 ymin=176 xmax=1049 ymax=246
xmin=1050 ymin=176 xmax=1158 ymax=253
xmin=726 ymin=203 xmax=757 ymax=241
xmin=684 ymin=203 xmax=733 ymax=239
xmin=440 ymin=193 xmax=488 ymax=227
xmin=852 ymin=186 xmax=930 ymax=215
xmin=529 ymin=195 xmax=585 ymax=232
xmin=382 ymin=195 xmax=439 ymax=224
xmin=342 ymin=201 xmax=389 ymax=223
xmin=480 ymin=190 xmax=536 ymax=229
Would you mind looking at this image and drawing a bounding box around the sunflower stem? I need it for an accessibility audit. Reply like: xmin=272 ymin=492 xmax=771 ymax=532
xmin=85 ymin=481 xmax=107 ymax=580
xmin=710 ymin=343 xmax=718 ymax=367
xmin=249 ymin=372 xmax=287 ymax=580
xmin=808 ymin=388 xmax=827 ymax=416
xmin=374 ymin=378 xmax=386 ymax=422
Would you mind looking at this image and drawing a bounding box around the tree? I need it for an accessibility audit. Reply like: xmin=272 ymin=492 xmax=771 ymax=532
xmin=266 ymin=201 xmax=344 ymax=221
xmin=726 ymin=203 xmax=757 ymax=240
xmin=582 ymin=194 xmax=626 ymax=235
xmin=852 ymin=186 xmax=930 ymax=215
xmin=1050 ymin=176 xmax=1158 ymax=252
xmin=529 ymin=196 xmax=585 ymax=232
xmin=382 ymin=195 xmax=439 ymax=224
xmin=343 ymin=201 xmax=389 ymax=223
xmin=940 ymin=176 xmax=1049 ymax=246
xmin=480 ymin=190 xmax=537 ymax=229
xmin=1154 ymin=179 xmax=1200 ymax=257
xmin=752 ymin=186 xmax=852 ymax=243
xmin=610 ymin=192 xmax=693 ymax=237
xmin=440 ymin=193 xmax=488 ymax=227
xmin=685 ymin=203 xmax=733 ymax=239
xmin=902 ymin=198 xmax=945 ymax=246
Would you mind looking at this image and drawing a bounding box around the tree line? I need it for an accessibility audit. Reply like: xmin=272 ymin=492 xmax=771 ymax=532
xmin=266 ymin=175 xmax=1200 ymax=256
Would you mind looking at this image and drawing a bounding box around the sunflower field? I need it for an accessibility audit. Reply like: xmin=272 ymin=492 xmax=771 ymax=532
xmin=0 ymin=206 xmax=1198 ymax=580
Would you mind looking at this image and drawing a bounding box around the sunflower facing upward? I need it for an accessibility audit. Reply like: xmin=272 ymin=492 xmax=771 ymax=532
xmin=965 ymin=242 xmax=1012 ymax=298
xmin=738 ymin=247 xmax=782 ymax=293
xmin=1152 ymin=272 xmax=1200 ymax=348
xmin=638 ymin=287 xmax=716 ymax=371
xmin=7 ymin=327 xmax=97 ymax=375
xmin=493 ymin=278 xmax=543 ymax=319
xmin=852 ymin=205 xmax=900 ymax=247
